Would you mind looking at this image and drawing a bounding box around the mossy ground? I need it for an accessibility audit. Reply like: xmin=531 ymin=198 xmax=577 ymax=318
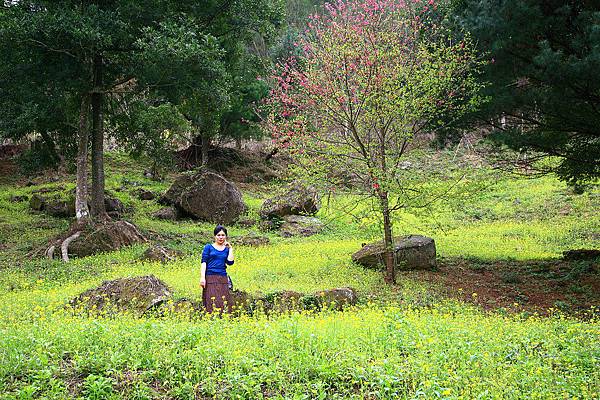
xmin=0 ymin=151 xmax=598 ymax=399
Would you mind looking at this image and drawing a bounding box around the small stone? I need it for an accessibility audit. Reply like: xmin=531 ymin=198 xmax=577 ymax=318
xmin=279 ymin=215 xmax=324 ymax=237
xmin=9 ymin=195 xmax=28 ymax=202
xmin=137 ymin=189 xmax=155 ymax=200
xmin=141 ymin=245 xmax=183 ymax=263
xmin=233 ymin=233 xmax=270 ymax=247
xmin=152 ymin=207 xmax=178 ymax=221
xmin=315 ymin=287 xmax=358 ymax=310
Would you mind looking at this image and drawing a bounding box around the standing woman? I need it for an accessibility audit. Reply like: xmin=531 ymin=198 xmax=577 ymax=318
xmin=200 ymin=225 xmax=235 ymax=313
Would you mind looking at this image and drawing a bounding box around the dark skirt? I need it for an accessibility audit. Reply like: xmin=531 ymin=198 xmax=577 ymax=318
xmin=203 ymin=275 xmax=232 ymax=314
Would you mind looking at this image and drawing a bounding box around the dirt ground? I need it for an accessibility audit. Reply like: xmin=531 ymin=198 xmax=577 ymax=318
xmin=401 ymin=257 xmax=600 ymax=317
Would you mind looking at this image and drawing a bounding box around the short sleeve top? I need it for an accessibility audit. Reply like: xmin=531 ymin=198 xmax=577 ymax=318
xmin=201 ymin=244 xmax=234 ymax=276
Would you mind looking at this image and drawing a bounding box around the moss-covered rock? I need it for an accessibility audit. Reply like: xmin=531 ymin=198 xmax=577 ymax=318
xmin=352 ymin=235 xmax=436 ymax=271
xmin=69 ymin=275 xmax=172 ymax=316
xmin=68 ymin=221 xmax=146 ymax=258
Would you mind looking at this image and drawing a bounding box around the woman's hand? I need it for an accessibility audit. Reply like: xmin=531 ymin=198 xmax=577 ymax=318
xmin=200 ymin=278 xmax=206 ymax=288
xmin=224 ymin=241 xmax=232 ymax=248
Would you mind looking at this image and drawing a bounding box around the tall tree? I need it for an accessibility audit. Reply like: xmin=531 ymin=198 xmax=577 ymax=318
xmin=0 ymin=0 xmax=283 ymax=221
xmin=264 ymin=0 xmax=483 ymax=283
xmin=448 ymin=0 xmax=600 ymax=186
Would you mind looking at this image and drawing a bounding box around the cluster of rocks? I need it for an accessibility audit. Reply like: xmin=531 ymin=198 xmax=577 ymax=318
xmin=28 ymin=189 xmax=125 ymax=219
xmin=152 ymin=171 xmax=325 ymax=238
xmin=257 ymin=182 xmax=325 ymax=237
xmin=69 ymin=275 xmax=358 ymax=317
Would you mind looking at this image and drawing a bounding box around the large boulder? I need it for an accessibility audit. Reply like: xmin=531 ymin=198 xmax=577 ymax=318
xmin=279 ymin=215 xmax=325 ymax=237
xmin=352 ymin=235 xmax=437 ymax=271
xmin=259 ymin=182 xmax=320 ymax=220
xmin=68 ymin=221 xmax=147 ymax=258
xmin=69 ymin=275 xmax=171 ymax=315
xmin=161 ymin=170 xmax=247 ymax=224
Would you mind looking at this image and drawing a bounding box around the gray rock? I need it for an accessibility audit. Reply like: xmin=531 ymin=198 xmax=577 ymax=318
xmin=45 ymin=199 xmax=75 ymax=218
xmin=258 ymin=219 xmax=277 ymax=232
xmin=352 ymin=235 xmax=436 ymax=271
xmin=161 ymin=170 xmax=247 ymax=224
xmin=262 ymin=290 xmax=305 ymax=313
xmin=152 ymin=207 xmax=178 ymax=221
xmin=141 ymin=245 xmax=183 ymax=263
xmin=314 ymin=287 xmax=358 ymax=310
xmin=137 ymin=189 xmax=156 ymax=200
xmin=259 ymin=182 xmax=320 ymax=220
xmin=104 ymin=196 xmax=124 ymax=214
xmin=237 ymin=217 xmax=257 ymax=228
xmin=69 ymin=275 xmax=171 ymax=316
xmin=159 ymin=298 xmax=202 ymax=315
xmin=230 ymin=290 xmax=256 ymax=314
xmin=279 ymin=215 xmax=324 ymax=237
xmin=29 ymin=194 xmax=46 ymax=211
xmin=29 ymin=191 xmax=124 ymax=219
xmin=233 ymin=233 xmax=270 ymax=247
xmin=9 ymin=195 xmax=28 ymax=203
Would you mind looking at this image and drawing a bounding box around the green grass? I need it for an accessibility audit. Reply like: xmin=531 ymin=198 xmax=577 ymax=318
xmin=0 ymin=151 xmax=599 ymax=399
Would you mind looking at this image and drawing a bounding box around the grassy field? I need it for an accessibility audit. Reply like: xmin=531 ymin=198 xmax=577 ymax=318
xmin=0 ymin=151 xmax=598 ymax=399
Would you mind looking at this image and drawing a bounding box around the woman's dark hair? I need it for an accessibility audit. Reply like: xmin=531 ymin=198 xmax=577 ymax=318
xmin=213 ymin=225 xmax=227 ymax=236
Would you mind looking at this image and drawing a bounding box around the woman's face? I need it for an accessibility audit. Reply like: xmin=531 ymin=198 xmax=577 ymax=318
xmin=215 ymin=230 xmax=226 ymax=245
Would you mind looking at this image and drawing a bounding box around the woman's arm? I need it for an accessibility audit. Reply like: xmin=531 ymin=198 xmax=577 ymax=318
xmin=200 ymin=262 xmax=207 ymax=288
xmin=225 ymin=241 xmax=234 ymax=265
xmin=200 ymin=244 xmax=209 ymax=288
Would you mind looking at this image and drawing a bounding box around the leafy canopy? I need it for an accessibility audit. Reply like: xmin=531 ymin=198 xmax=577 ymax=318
xmin=264 ymin=0 xmax=484 ymax=204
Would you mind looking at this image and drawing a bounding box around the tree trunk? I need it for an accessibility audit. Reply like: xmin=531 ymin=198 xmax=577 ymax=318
xmin=201 ymin=135 xmax=209 ymax=167
xmin=235 ymin=137 xmax=242 ymax=150
xmin=380 ymin=191 xmax=395 ymax=284
xmin=90 ymin=54 xmax=107 ymax=219
xmin=75 ymin=95 xmax=90 ymax=223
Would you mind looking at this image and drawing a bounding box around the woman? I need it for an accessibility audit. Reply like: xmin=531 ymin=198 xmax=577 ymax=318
xmin=200 ymin=225 xmax=235 ymax=313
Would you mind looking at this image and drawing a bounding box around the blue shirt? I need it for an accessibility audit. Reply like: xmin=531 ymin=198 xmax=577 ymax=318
xmin=201 ymin=244 xmax=234 ymax=276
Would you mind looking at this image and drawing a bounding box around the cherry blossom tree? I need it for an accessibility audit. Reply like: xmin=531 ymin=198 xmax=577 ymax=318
xmin=264 ymin=0 xmax=484 ymax=283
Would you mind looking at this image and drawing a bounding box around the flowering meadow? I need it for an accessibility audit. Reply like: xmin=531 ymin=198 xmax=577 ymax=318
xmin=0 ymin=152 xmax=599 ymax=399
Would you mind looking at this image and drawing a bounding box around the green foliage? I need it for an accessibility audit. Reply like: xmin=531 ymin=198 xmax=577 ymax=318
xmin=0 ymin=151 xmax=599 ymax=398
xmin=0 ymin=0 xmax=285 ymax=176
xmin=447 ymin=0 xmax=600 ymax=185
xmin=111 ymin=103 xmax=190 ymax=175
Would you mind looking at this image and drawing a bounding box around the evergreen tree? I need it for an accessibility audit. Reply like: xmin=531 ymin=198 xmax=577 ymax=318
xmin=449 ymin=0 xmax=600 ymax=185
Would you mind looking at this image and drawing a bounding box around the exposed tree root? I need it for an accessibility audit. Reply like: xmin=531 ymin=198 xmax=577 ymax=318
xmin=45 ymin=245 xmax=55 ymax=260
xmin=61 ymin=231 xmax=81 ymax=262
